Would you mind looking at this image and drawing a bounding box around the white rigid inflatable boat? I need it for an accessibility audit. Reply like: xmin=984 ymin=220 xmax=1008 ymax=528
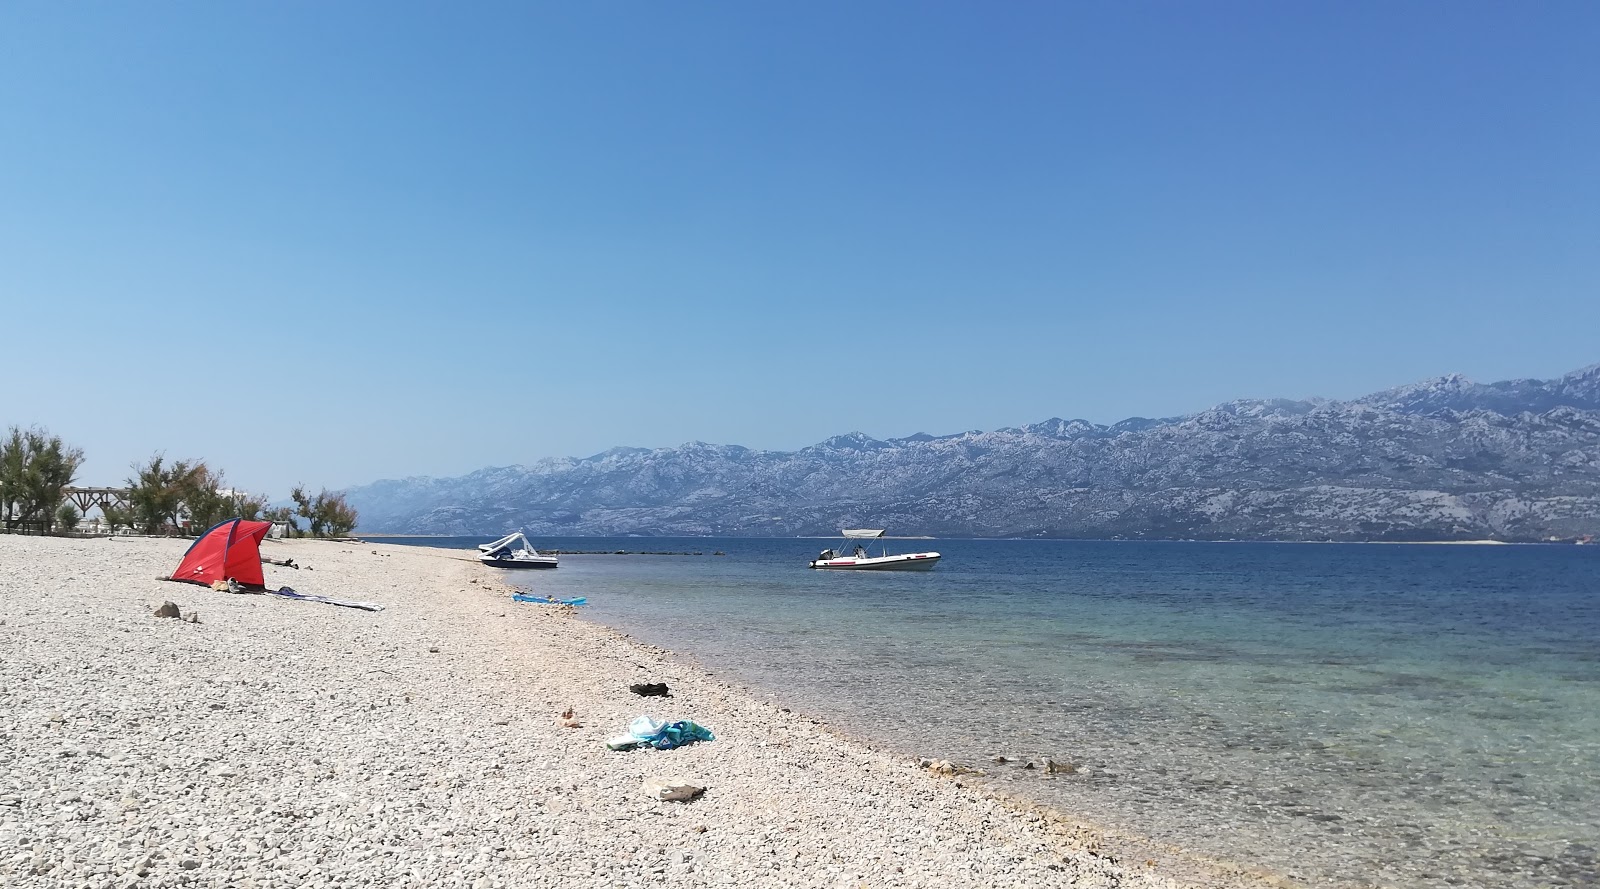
xmin=478 ymin=531 xmax=559 ymax=569
xmin=809 ymin=529 xmax=940 ymax=571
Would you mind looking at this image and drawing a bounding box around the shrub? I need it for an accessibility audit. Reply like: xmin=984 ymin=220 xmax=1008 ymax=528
xmin=56 ymin=502 xmax=80 ymax=532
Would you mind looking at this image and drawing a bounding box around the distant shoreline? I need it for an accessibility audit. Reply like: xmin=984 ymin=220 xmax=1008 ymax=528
xmin=357 ymin=532 xmax=1588 ymax=546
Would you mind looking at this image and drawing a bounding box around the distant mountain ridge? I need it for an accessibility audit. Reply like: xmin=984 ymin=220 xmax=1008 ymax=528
xmin=347 ymin=363 xmax=1600 ymax=541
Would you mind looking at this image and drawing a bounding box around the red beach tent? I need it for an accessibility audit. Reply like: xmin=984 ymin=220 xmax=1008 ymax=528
xmin=168 ymin=518 xmax=274 ymax=588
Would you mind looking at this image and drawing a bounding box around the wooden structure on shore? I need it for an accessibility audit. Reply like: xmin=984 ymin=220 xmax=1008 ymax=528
xmin=61 ymin=487 xmax=133 ymax=516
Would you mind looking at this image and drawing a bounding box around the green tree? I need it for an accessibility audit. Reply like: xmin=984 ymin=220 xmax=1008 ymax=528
xmin=290 ymin=485 xmax=358 ymax=537
xmin=230 ymin=491 xmax=270 ymax=522
xmin=0 ymin=426 xmax=85 ymax=532
xmin=124 ymin=455 xmax=272 ymax=536
xmin=178 ymin=465 xmax=232 ymax=531
xmin=127 ymin=454 xmax=194 ymax=534
xmin=0 ymin=428 xmax=22 ymax=527
xmin=289 ymin=485 xmax=319 ymax=537
xmin=56 ymin=502 xmax=80 ymax=532
xmin=101 ymin=504 xmax=130 ymax=534
xmin=318 ymin=491 xmax=358 ymax=536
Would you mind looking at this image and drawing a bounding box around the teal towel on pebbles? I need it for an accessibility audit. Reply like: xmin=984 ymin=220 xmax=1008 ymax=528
xmin=511 ymin=593 xmax=587 ymax=605
xmin=606 ymin=715 xmax=715 ymax=750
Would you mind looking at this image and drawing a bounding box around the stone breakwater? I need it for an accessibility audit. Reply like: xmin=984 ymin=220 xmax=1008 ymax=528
xmin=0 ymin=535 xmax=1286 ymax=889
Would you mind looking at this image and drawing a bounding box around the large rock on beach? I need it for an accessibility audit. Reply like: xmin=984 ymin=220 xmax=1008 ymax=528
xmin=642 ymin=776 xmax=706 ymax=802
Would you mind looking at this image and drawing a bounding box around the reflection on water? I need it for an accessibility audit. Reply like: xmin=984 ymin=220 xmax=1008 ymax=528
xmin=396 ymin=536 xmax=1600 ymax=889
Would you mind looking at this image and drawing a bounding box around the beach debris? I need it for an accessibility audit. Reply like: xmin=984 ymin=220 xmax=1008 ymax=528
xmin=154 ymin=601 xmax=180 ymax=619
xmin=629 ymin=682 xmax=670 ymax=697
xmin=560 ymin=707 xmax=582 ymax=728
xmin=918 ymin=758 xmax=982 ymax=777
xmin=641 ymin=776 xmax=705 ymax=802
xmin=428 ymin=646 xmax=440 ymax=653
xmin=1043 ymin=758 xmax=1078 ymax=775
xmin=606 ymin=715 xmax=715 ymax=751
xmin=261 ymin=556 xmax=298 ymax=569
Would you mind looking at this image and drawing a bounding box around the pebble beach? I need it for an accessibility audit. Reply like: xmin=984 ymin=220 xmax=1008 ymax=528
xmin=0 ymin=535 xmax=1292 ymax=889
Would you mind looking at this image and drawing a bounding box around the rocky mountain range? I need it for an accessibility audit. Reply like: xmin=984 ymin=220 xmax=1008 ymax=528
xmin=347 ymin=364 xmax=1600 ymax=541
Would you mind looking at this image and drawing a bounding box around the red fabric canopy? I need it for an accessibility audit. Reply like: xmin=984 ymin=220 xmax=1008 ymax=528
xmin=169 ymin=519 xmax=273 ymax=588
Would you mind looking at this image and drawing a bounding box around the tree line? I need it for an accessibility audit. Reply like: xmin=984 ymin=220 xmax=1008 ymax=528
xmin=0 ymin=425 xmax=357 ymax=537
xmin=0 ymin=427 xmax=84 ymax=533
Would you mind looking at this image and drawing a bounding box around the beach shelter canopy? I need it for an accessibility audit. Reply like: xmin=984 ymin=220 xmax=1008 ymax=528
xmin=169 ymin=519 xmax=273 ymax=588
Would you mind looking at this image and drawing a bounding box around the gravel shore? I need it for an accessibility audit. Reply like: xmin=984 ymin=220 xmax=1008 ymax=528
xmin=1 ymin=535 xmax=1292 ymax=888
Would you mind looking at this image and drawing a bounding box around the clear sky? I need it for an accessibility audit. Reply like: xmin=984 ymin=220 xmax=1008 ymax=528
xmin=3 ymin=2 xmax=1596 ymax=497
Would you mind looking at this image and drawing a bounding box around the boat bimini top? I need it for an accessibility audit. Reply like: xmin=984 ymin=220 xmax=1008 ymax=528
xmin=479 ymin=531 xmax=529 ymax=553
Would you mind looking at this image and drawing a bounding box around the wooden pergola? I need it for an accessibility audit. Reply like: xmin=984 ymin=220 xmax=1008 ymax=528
xmin=61 ymin=486 xmax=133 ymax=515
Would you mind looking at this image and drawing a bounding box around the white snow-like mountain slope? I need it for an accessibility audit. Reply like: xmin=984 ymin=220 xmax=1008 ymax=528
xmin=346 ymin=363 xmax=1600 ymax=540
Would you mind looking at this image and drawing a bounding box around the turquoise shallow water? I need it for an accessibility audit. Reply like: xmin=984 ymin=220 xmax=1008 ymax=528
xmin=381 ymin=536 xmax=1600 ymax=888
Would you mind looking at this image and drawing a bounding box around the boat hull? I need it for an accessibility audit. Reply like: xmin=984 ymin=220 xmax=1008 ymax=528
xmin=809 ymin=552 xmax=940 ymax=571
xmin=480 ymin=557 xmax=559 ymax=569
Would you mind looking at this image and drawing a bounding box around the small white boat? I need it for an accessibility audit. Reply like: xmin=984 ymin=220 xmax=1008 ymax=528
xmin=809 ymin=529 xmax=940 ymax=571
xmin=478 ymin=531 xmax=559 ymax=569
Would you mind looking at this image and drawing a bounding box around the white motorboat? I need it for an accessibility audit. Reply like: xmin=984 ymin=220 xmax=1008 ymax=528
xmin=478 ymin=531 xmax=559 ymax=569
xmin=809 ymin=529 xmax=940 ymax=571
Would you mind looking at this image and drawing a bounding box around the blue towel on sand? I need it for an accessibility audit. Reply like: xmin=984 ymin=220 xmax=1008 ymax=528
xmin=606 ymin=715 xmax=715 ymax=751
xmin=511 ymin=593 xmax=587 ymax=606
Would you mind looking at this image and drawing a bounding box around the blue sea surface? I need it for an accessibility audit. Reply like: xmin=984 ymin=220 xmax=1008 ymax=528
xmin=378 ymin=536 xmax=1600 ymax=888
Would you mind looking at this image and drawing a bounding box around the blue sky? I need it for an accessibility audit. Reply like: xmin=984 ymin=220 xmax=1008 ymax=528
xmin=3 ymin=2 xmax=1596 ymax=496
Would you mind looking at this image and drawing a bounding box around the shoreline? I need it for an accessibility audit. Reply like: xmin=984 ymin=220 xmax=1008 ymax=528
xmin=578 ymin=619 xmax=1301 ymax=889
xmin=1 ymin=535 xmax=1291 ymax=888
xmin=353 ymin=532 xmax=1587 ymax=546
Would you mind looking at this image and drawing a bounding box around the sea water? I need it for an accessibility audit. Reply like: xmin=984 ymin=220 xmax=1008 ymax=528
xmin=382 ymin=536 xmax=1600 ymax=888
